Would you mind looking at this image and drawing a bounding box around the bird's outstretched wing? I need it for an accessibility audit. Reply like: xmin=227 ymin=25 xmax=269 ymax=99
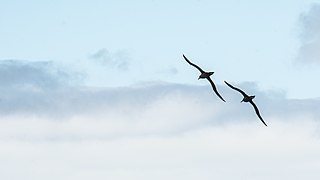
xmin=207 ymin=77 xmax=225 ymax=102
xmin=249 ymin=101 xmax=268 ymax=127
xmin=183 ymin=54 xmax=205 ymax=73
xmin=224 ymin=81 xmax=248 ymax=97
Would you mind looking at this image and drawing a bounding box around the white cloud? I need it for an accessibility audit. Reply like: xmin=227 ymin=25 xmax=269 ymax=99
xmin=297 ymin=3 xmax=320 ymax=64
xmin=1 ymin=120 xmax=320 ymax=180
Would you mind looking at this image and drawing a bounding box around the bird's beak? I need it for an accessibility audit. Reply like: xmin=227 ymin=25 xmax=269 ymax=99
xmin=240 ymin=100 xmax=244 ymax=103
xmin=198 ymin=77 xmax=200 ymax=80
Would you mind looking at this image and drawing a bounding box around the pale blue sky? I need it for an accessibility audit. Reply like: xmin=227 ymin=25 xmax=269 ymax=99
xmin=1 ymin=1 xmax=320 ymax=180
xmin=1 ymin=0 xmax=320 ymax=98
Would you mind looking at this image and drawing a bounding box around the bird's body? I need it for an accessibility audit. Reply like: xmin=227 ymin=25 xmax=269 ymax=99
xmin=224 ymin=81 xmax=268 ymax=127
xmin=241 ymin=95 xmax=255 ymax=102
xmin=198 ymin=72 xmax=214 ymax=79
xmin=183 ymin=54 xmax=225 ymax=102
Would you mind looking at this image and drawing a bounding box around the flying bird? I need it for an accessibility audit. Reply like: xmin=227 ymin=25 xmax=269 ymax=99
xmin=224 ymin=81 xmax=268 ymax=127
xmin=183 ymin=54 xmax=225 ymax=102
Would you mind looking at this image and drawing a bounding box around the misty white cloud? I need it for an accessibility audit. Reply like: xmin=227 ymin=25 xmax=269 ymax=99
xmin=297 ymin=3 xmax=320 ymax=64
xmin=1 ymin=120 xmax=320 ymax=180
xmin=89 ymin=48 xmax=130 ymax=70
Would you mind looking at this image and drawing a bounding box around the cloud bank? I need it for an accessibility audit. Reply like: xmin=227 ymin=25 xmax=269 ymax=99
xmin=1 ymin=60 xmax=320 ymax=180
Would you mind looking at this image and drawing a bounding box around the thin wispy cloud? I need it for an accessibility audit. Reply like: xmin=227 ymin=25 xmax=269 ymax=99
xmin=297 ymin=3 xmax=320 ymax=64
xmin=89 ymin=48 xmax=130 ymax=70
xmin=156 ymin=67 xmax=179 ymax=77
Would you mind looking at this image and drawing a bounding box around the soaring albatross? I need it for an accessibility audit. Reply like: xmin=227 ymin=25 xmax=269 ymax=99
xmin=224 ymin=81 xmax=268 ymax=127
xmin=183 ymin=54 xmax=225 ymax=102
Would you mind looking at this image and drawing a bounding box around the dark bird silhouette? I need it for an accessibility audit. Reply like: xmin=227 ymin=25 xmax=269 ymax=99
xmin=183 ymin=54 xmax=225 ymax=102
xmin=224 ymin=81 xmax=268 ymax=127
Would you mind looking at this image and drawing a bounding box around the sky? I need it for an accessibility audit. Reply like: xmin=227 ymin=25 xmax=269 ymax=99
xmin=1 ymin=0 xmax=320 ymax=179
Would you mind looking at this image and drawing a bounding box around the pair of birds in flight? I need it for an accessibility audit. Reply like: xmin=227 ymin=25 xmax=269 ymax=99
xmin=183 ymin=54 xmax=268 ymax=127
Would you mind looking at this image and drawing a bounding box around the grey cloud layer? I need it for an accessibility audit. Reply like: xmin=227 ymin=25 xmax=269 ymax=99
xmin=0 ymin=59 xmax=83 ymax=115
xmin=0 ymin=60 xmax=72 ymax=89
xmin=1 ymin=59 xmax=320 ymax=139
xmin=1 ymin=59 xmax=320 ymax=140
xmin=1 ymin=59 xmax=320 ymax=122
